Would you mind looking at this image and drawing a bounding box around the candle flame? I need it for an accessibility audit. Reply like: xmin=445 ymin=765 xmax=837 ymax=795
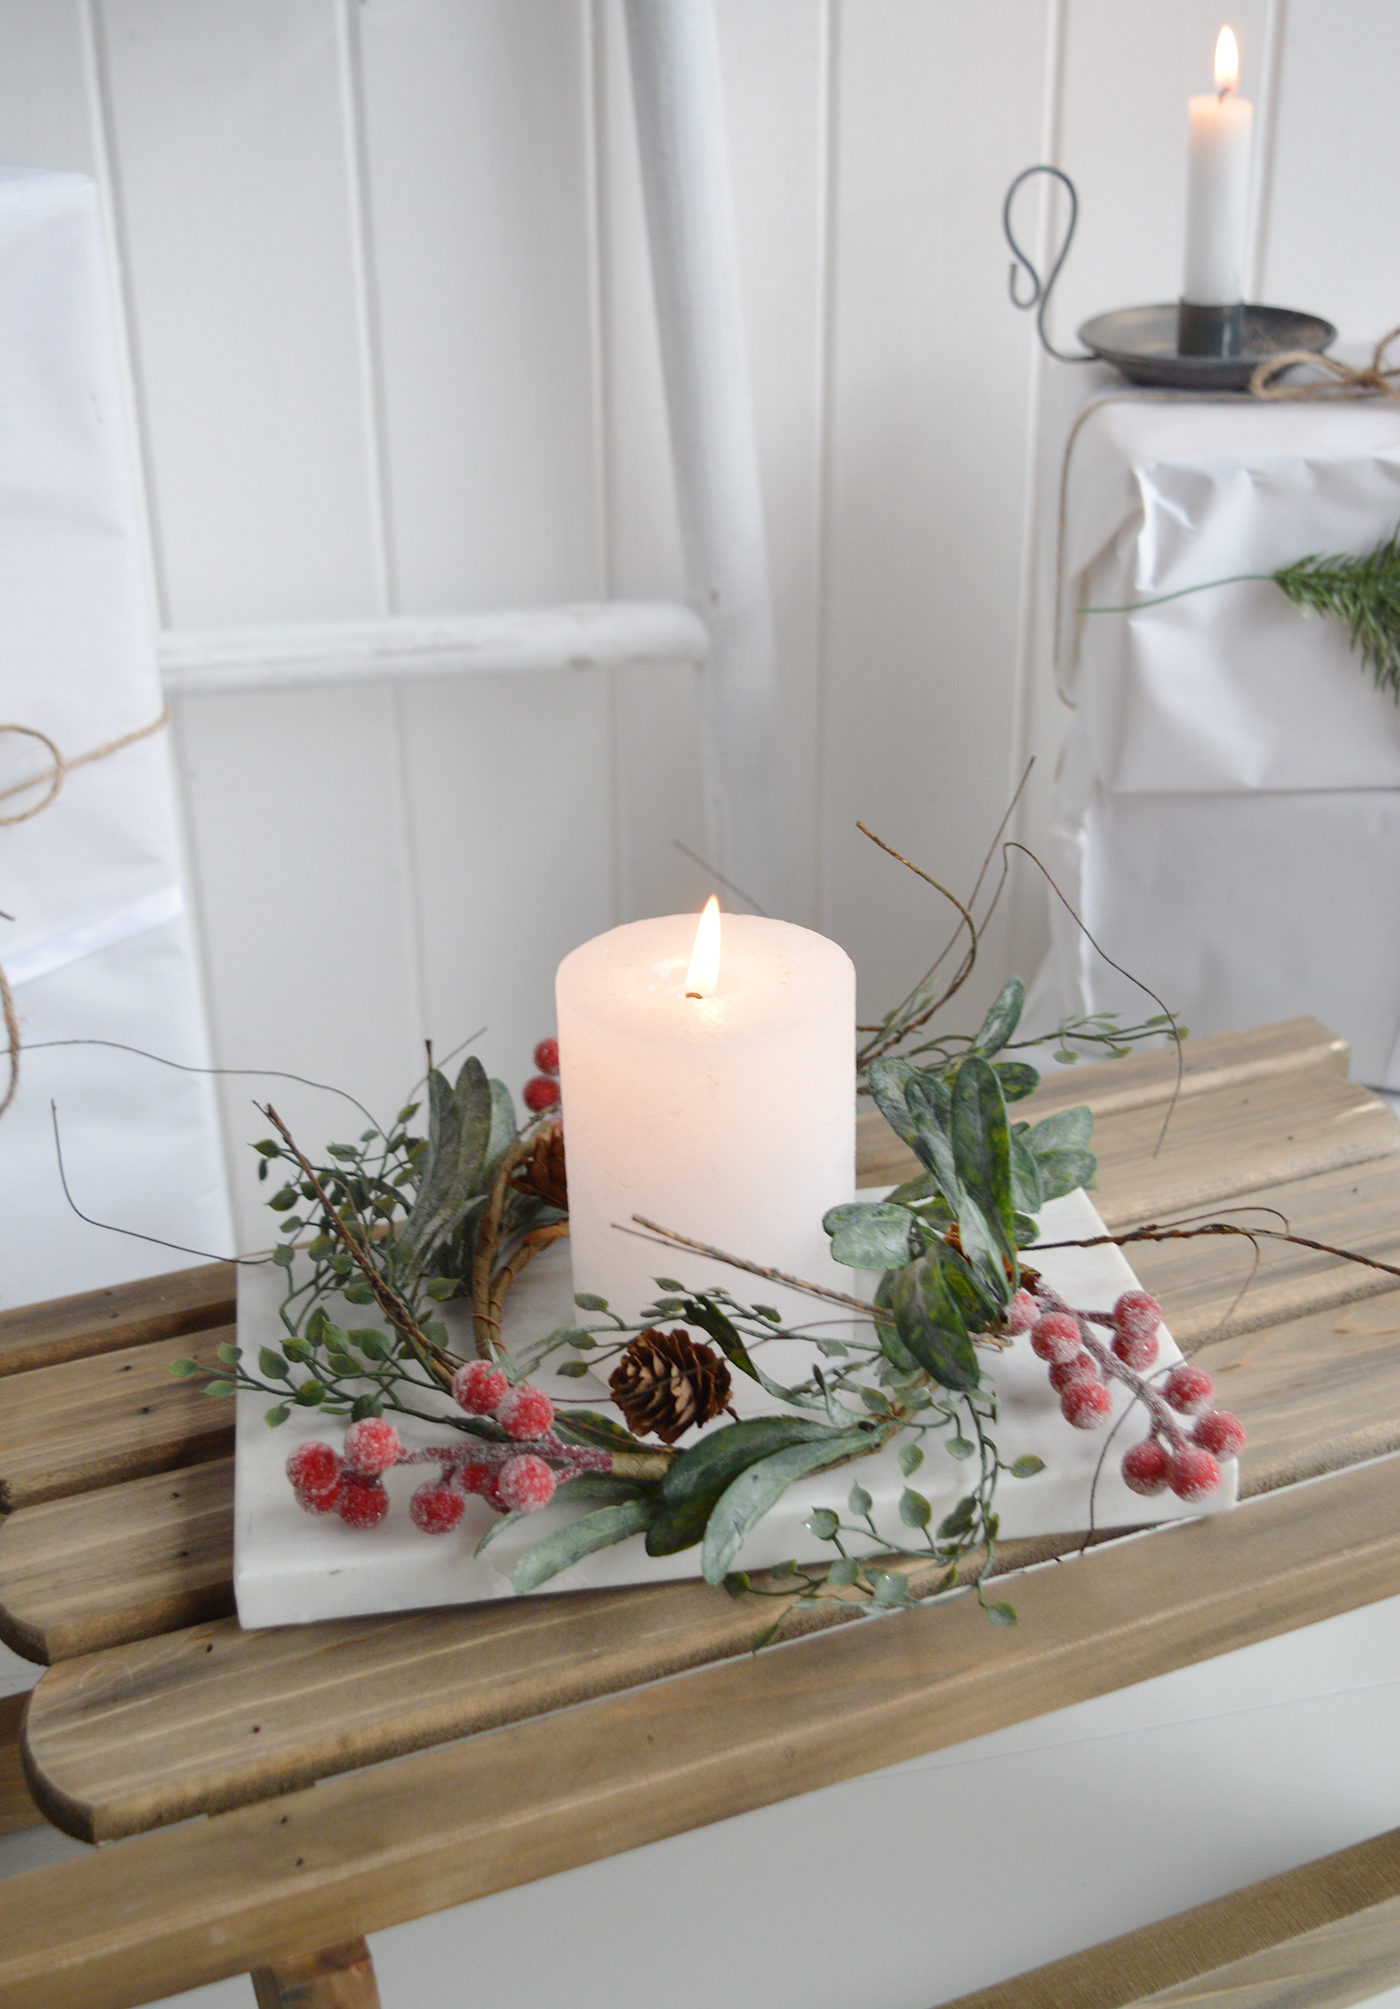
xmin=1214 ymin=25 xmax=1239 ymax=94
xmin=685 ymin=897 xmax=721 ymax=998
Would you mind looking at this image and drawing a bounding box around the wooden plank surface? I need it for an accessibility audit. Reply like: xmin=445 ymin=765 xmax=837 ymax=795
xmin=0 ymin=1329 xmax=234 ymax=1512
xmin=1128 ymin=1895 xmax=1400 ymax=2009
xmin=941 ymin=1826 xmax=1400 ymax=2009
xmin=0 ymin=1460 xmax=235 ymax=1665
xmin=0 ymin=1695 xmax=42 ymax=1839
xmin=250 ymin=1937 xmax=380 ymax=2009
xmin=0 ymin=1264 xmax=235 ymax=1379
xmin=5 ymin=1453 xmax=1400 ymax=2009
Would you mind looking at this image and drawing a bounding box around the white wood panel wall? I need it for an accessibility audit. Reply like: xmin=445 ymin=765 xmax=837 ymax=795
xmin=0 ymin=0 xmax=1394 ymax=1250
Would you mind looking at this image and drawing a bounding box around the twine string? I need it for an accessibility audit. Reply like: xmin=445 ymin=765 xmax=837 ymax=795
xmin=0 ymin=701 xmax=170 ymax=1117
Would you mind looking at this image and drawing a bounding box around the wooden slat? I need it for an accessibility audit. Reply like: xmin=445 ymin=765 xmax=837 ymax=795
xmin=941 ymin=1826 xmax=1400 ymax=2009
xmin=0 ymin=1264 xmax=236 ymax=1378
xmin=854 ymin=1017 xmax=1350 ymax=1186
xmin=0 ymin=1460 xmax=235 ymax=1665
xmin=0 ymin=1329 xmax=235 ymax=1512
xmin=250 ymin=1938 xmax=381 ymax=2009
xmin=1128 ymin=1896 xmax=1400 ymax=2009
xmin=6 ymin=1454 xmax=1400 ymax=2009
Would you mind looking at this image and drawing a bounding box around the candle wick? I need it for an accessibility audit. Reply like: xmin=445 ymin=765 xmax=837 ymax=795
xmin=686 ymin=990 xmax=702 ymax=1000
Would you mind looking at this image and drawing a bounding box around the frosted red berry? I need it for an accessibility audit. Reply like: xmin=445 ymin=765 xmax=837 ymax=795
xmin=497 ymin=1454 xmax=557 ymax=1513
xmin=1193 ymin=1409 xmax=1246 ymax=1460
xmin=1004 ymin=1289 xmax=1039 ymax=1335
xmin=1163 ymin=1364 xmax=1214 ymax=1415
xmin=1122 ymin=1438 xmax=1172 ymax=1496
xmin=1049 ymin=1350 xmax=1099 ymax=1394
xmin=409 ymin=1482 xmax=465 ymax=1535
xmin=457 ymin=1459 xmax=496 ymax=1496
xmin=496 ymin=1382 xmax=555 ymax=1440
xmin=286 ymin=1440 xmax=342 ymax=1513
xmin=1060 ymin=1378 xmax=1114 ymax=1429
xmin=1031 ymin=1311 xmax=1083 ymax=1364
xmin=336 ymin=1472 xmax=390 ymax=1528
xmin=1168 ymin=1443 xmax=1222 ymax=1502
xmin=1113 ymin=1290 xmax=1161 ymax=1347
xmin=523 ymin=1075 xmax=561 ymax=1114
xmin=341 ymin=1417 xmax=402 ymax=1477
xmin=533 ymin=1037 xmax=560 ymax=1076
xmin=452 ymin=1359 xmax=508 ymax=1416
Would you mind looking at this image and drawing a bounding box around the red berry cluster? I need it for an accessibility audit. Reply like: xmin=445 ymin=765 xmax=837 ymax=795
xmin=286 ymin=1357 xmax=611 ymax=1535
xmin=523 ymin=1035 xmax=561 ymax=1116
xmin=1012 ymin=1284 xmax=1245 ymax=1503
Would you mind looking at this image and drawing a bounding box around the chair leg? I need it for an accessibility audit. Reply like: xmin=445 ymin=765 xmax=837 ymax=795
xmin=250 ymin=1937 xmax=382 ymax=2008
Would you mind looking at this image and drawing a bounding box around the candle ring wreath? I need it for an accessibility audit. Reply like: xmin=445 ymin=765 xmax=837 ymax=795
xmin=169 ymin=826 xmax=1400 ymax=1647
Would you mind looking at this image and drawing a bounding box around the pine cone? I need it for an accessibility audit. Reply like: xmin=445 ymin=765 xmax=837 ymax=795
xmin=510 ymin=1125 xmax=567 ymax=1211
xmin=609 ymin=1327 xmax=732 ymax=1445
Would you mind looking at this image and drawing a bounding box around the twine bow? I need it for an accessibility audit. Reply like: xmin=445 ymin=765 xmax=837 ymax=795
xmin=1250 ymin=324 xmax=1400 ymax=404
xmin=0 ymin=702 xmax=170 ymax=1116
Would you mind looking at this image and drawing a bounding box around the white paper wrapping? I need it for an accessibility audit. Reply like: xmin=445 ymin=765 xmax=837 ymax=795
xmin=0 ymin=163 xmax=233 ymax=1306
xmin=234 ymin=1189 xmax=1236 ymax=1629
xmin=1045 ymin=367 xmax=1400 ymax=1086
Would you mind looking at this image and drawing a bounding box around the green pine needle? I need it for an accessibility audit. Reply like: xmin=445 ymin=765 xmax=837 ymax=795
xmin=1272 ymin=524 xmax=1400 ymax=700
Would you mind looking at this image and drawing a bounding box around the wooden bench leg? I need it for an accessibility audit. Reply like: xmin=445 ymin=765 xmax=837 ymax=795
xmin=0 ymin=1692 xmax=45 ymax=1837
xmin=250 ymin=1938 xmax=382 ymax=2008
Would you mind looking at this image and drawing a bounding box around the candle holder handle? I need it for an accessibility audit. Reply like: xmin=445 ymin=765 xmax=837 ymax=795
xmin=1003 ymin=165 xmax=1096 ymax=365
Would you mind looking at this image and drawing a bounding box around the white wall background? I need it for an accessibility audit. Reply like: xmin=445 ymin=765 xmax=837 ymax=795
xmin=1 ymin=0 xmax=1396 ymax=1250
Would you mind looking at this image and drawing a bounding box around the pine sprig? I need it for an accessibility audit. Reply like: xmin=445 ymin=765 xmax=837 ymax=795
xmin=1273 ymin=524 xmax=1400 ymax=698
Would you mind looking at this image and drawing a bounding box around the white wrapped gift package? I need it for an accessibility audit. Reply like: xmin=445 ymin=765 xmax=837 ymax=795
xmin=1045 ymin=380 xmax=1400 ymax=1087
xmin=233 ymin=1187 xmax=1237 ymax=1628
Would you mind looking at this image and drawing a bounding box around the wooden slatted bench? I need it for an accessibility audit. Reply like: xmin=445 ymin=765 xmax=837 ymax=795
xmin=1 ymin=1018 xmax=1399 ymax=2008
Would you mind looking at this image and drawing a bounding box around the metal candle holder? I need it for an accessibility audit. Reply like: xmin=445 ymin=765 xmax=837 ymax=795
xmin=1002 ymin=165 xmax=1335 ymax=391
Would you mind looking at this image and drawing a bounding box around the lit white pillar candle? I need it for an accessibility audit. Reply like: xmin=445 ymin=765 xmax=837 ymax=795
xmin=1182 ymin=27 xmax=1254 ymax=306
xmin=556 ymin=904 xmax=856 ymax=1387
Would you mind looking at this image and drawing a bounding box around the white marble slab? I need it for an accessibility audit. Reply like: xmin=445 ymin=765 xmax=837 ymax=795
xmin=233 ymin=1188 xmax=1237 ymax=1627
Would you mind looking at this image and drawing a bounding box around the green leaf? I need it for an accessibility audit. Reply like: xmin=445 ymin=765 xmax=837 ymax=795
xmin=848 ymin=1481 xmax=874 ymax=1519
xmin=1025 ymin=1104 xmax=1093 ymax=1153
xmin=649 ymin=1416 xmax=851 ymax=1556
xmin=271 ymin=1244 xmax=294 ymax=1270
xmin=254 ymin=1139 xmax=280 ymax=1157
xmin=203 ymin=1379 xmax=236 ymax=1398
xmin=892 ymin=1253 xmax=980 ymax=1392
xmin=550 ymin=1409 xmax=648 ymax=1454
xmin=995 ymin=1061 xmax=1040 ymax=1104
xmin=724 ymin=1571 xmax=751 ymax=1598
xmin=902 ymin=1071 xmax=962 ymax=1205
xmin=898 ymin=1442 xmax=924 ymax=1477
xmin=654 ymin=1277 xmax=683 ymax=1292
xmin=263 ymin=1404 xmax=290 ymax=1427
xmin=424 ymin=1278 xmax=457 ymax=1301
xmin=950 ymin=1055 xmax=1016 ymax=1269
xmin=870 ymin=1570 xmax=917 ymax=1608
xmin=865 ymin=1056 xmax=924 ymax=1153
xmin=348 ymin=1328 xmax=388 ymax=1361
xmin=826 ymin=1557 xmax=860 ymax=1588
xmin=293 ymin=1380 xmax=326 ymax=1406
xmin=168 ymin=1358 xmax=204 ymax=1378
xmin=899 ymin=1488 xmax=932 ymax=1528
xmin=1008 ymin=1128 xmax=1044 ymax=1215
xmin=806 ymin=1508 xmax=840 ymax=1539
xmin=557 ymin=1360 xmax=589 ymax=1378
xmin=937 ymin=1494 xmax=977 ymax=1540
xmin=822 ymin=1200 xmax=917 ymax=1271
xmin=945 ymin=1436 xmax=976 ymax=1461
xmin=397 ymin=1103 xmax=420 ymax=1123
xmin=1009 ymin=1453 xmax=1045 ymax=1478
xmin=551 ymin=1473 xmax=656 ymax=1505
xmin=259 ymin=1347 xmax=289 ymax=1379
xmin=1030 ymin=1146 xmax=1098 ymax=1200
xmin=349 ymin=1394 xmax=384 ymax=1421
xmin=681 ymin=1297 xmax=760 ymax=1383
xmin=283 ymin=1337 xmax=313 ymax=1364
xmin=574 ymin=1292 xmax=609 ymax=1312
xmin=969 ymin=977 xmax=1025 ymax=1058
xmin=394 ymin=1057 xmax=493 ymax=1282
xmin=268 ymin=1185 xmax=298 ymax=1212
xmin=343 ymin=1282 xmax=374 ymax=1304
xmin=512 ymin=1498 xmax=658 ymax=1593
xmin=984 ymin=1600 xmax=1018 ymax=1627
xmin=701 ymin=1432 xmax=874 ymax=1584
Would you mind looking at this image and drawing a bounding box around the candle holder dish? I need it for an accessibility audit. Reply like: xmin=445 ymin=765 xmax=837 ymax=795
xmin=1003 ymin=165 xmax=1336 ymax=391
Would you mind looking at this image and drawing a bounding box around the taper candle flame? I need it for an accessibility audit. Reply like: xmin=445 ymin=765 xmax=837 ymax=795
xmin=685 ymin=897 xmax=721 ymax=998
xmin=1214 ymin=25 xmax=1239 ymax=95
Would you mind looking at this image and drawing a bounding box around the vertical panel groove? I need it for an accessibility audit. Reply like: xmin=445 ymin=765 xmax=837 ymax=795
xmin=1246 ymin=0 xmax=1286 ymax=303
xmin=811 ymin=0 xmax=839 ymax=934
xmin=79 ymin=0 xmax=167 ymax=629
xmin=584 ymin=0 xmax=623 ymax=929
xmin=334 ymin=0 xmax=397 ymax=618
